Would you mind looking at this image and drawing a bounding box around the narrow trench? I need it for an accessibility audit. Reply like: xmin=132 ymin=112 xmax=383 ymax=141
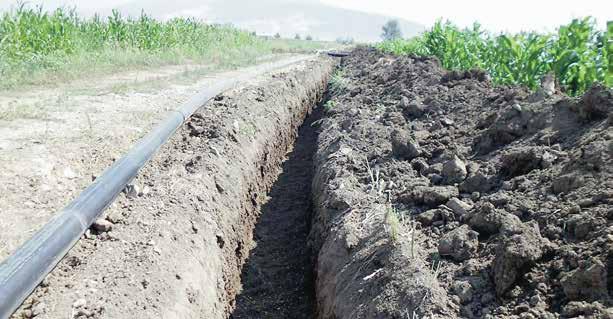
xmin=230 ymin=106 xmax=322 ymax=319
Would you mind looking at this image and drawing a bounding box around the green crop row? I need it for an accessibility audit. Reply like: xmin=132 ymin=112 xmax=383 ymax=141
xmin=0 ymin=4 xmax=333 ymax=89
xmin=378 ymin=18 xmax=611 ymax=95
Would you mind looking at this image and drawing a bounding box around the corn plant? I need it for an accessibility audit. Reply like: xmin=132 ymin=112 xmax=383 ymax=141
xmin=378 ymin=18 xmax=610 ymax=95
xmin=0 ymin=3 xmax=332 ymax=89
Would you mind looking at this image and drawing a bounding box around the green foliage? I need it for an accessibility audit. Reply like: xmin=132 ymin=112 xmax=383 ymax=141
xmin=378 ymin=18 xmax=610 ymax=95
xmin=0 ymin=4 xmax=335 ymax=89
xmin=381 ymin=19 xmax=402 ymax=41
xmin=324 ymin=100 xmax=336 ymax=113
xmin=329 ymin=69 xmax=349 ymax=94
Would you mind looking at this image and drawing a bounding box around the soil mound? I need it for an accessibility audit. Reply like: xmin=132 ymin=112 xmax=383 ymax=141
xmin=310 ymin=47 xmax=612 ymax=318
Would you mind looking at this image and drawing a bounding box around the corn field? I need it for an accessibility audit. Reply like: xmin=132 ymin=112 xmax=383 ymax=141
xmin=378 ymin=18 xmax=611 ymax=95
xmin=0 ymin=5 xmax=275 ymax=88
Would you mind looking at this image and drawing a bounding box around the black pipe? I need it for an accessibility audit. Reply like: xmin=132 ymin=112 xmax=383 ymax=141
xmin=0 ymin=56 xmax=311 ymax=318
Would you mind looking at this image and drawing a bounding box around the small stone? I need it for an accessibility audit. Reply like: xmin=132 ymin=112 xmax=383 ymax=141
xmin=552 ymin=173 xmax=584 ymax=194
xmin=442 ymin=156 xmax=467 ymax=184
xmin=438 ymin=225 xmax=479 ymax=261
xmin=140 ymin=186 xmax=151 ymax=196
xmin=529 ymin=294 xmax=541 ymax=306
xmin=560 ymin=258 xmax=608 ymax=301
xmin=446 ymin=197 xmax=474 ymax=216
xmin=391 ymin=129 xmax=421 ymax=160
xmin=451 ymin=281 xmax=474 ymax=304
xmin=31 ymin=302 xmax=46 ymax=316
xmin=416 ymin=209 xmax=440 ymax=226
xmin=63 ymin=167 xmax=78 ymax=179
xmin=124 ymin=184 xmax=140 ymax=198
xmin=441 ymin=117 xmax=455 ymax=126
xmin=73 ymin=298 xmax=87 ymax=308
xmin=513 ymin=103 xmax=522 ymax=112
xmin=402 ymin=97 xmax=426 ymax=118
xmin=92 ymin=219 xmax=113 ymax=232
xmin=215 ymin=181 xmax=225 ymax=193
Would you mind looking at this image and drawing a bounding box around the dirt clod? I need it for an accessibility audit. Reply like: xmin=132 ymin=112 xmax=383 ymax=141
xmin=438 ymin=225 xmax=479 ymax=261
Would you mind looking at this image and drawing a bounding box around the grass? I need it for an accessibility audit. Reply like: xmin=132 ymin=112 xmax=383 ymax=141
xmin=329 ymin=69 xmax=349 ymax=95
xmin=0 ymin=100 xmax=48 ymax=121
xmin=0 ymin=4 xmax=335 ymax=90
xmin=378 ymin=18 xmax=611 ymax=96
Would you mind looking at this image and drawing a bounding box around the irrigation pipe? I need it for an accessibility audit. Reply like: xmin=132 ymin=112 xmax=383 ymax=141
xmin=0 ymin=55 xmax=315 ymax=318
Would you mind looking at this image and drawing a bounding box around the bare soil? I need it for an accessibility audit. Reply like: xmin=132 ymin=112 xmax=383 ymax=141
xmin=8 ymin=56 xmax=334 ymax=319
xmin=0 ymin=54 xmax=306 ymax=261
xmin=231 ymin=106 xmax=322 ymax=319
xmin=309 ymin=47 xmax=612 ymax=318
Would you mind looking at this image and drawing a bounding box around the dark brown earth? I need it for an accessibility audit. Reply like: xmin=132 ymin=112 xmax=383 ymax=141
xmin=231 ymin=107 xmax=322 ymax=319
xmin=309 ymin=47 xmax=612 ymax=318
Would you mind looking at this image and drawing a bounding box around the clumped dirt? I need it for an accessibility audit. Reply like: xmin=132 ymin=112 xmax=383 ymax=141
xmin=310 ymin=47 xmax=612 ymax=318
xmin=11 ymin=57 xmax=334 ymax=319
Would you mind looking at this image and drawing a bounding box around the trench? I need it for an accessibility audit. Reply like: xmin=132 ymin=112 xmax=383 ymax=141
xmin=229 ymin=106 xmax=322 ymax=319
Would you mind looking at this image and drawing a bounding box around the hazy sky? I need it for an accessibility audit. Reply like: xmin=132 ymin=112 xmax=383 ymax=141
xmin=0 ymin=0 xmax=610 ymax=32
xmin=320 ymin=0 xmax=611 ymax=32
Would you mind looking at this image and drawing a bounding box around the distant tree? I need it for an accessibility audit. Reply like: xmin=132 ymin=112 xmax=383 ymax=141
xmin=306 ymin=35 xmax=313 ymax=41
xmin=274 ymin=32 xmax=281 ymax=39
xmin=381 ymin=19 xmax=402 ymax=41
xmin=335 ymin=37 xmax=354 ymax=45
xmin=294 ymin=34 xmax=301 ymax=40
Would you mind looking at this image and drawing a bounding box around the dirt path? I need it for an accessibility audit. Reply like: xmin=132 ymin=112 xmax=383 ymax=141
xmin=0 ymin=54 xmax=305 ymax=260
xmin=231 ymin=107 xmax=321 ymax=319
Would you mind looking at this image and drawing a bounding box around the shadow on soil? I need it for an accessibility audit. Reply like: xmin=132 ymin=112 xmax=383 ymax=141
xmin=230 ymin=107 xmax=322 ymax=319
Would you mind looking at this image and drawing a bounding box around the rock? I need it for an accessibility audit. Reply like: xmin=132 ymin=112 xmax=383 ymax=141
xmin=391 ymin=129 xmax=421 ymax=160
xmin=410 ymin=158 xmax=429 ymax=175
xmin=466 ymin=202 xmax=521 ymax=235
xmin=438 ymin=225 xmax=479 ymax=261
xmin=441 ymin=117 xmax=455 ymax=126
xmin=560 ymin=258 xmax=608 ymax=301
xmin=402 ymin=186 xmax=459 ymax=207
xmin=562 ymin=301 xmax=613 ymax=318
xmin=442 ymin=156 xmax=467 ymax=184
xmin=31 ymin=302 xmax=46 ymax=317
xmin=446 ymin=197 xmax=473 ymax=216
xmin=451 ymin=281 xmax=474 ymax=304
xmin=493 ymin=224 xmax=544 ymax=296
xmin=401 ymin=97 xmax=426 ymax=118
xmin=92 ymin=219 xmax=113 ymax=232
xmin=124 ymin=184 xmax=140 ymax=198
xmin=460 ymin=171 xmax=495 ymax=193
xmin=416 ymin=209 xmax=440 ymax=226
xmin=73 ymin=298 xmax=87 ymax=309
xmin=552 ymin=173 xmax=584 ymax=194
xmin=140 ymin=186 xmax=151 ymax=196
xmin=63 ymin=167 xmax=78 ymax=179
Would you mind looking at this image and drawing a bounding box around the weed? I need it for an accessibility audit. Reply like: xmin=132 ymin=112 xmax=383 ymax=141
xmin=385 ymin=205 xmax=400 ymax=242
xmin=329 ymin=69 xmax=349 ymax=94
xmin=324 ymin=100 xmax=336 ymax=113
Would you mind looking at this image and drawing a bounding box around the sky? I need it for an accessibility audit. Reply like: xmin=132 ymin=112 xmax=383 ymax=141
xmin=0 ymin=0 xmax=610 ymax=33
xmin=319 ymin=0 xmax=611 ymax=33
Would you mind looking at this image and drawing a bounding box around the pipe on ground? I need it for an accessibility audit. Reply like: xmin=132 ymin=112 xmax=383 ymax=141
xmin=0 ymin=56 xmax=314 ymax=319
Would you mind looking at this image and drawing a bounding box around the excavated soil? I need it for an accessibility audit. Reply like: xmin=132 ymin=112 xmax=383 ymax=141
xmin=231 ymin=107 xmax=322 ymax=319
xmin=309 ymin=47 xmax=612 ymax=318
xmin=12 ymin=57 xmax=334 ymax=319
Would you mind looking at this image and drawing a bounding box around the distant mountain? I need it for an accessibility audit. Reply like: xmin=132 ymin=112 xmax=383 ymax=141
xmin=111 ymin=0 xmax=424 ymax=43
